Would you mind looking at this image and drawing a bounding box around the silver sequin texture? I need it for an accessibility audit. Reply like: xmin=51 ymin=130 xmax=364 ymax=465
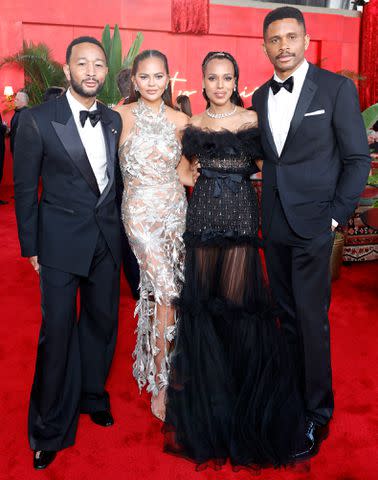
xmin=119 ymin=100 xmax=187 ymax=395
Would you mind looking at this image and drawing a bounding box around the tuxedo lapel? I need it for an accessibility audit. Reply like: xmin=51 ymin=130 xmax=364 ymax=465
xmin=260 ymin=81 xmax=279 ymax=159
xmin=96 ymin=103 xmax=117 ymax=207
xmin=280 ymin=65 xmax=318 ymax=157
xmin=52 ymin=95 xmax=100 ymax=197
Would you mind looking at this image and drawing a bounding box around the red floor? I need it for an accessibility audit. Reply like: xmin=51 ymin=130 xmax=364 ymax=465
xmin=0 ymin=185 xmax=377 ymax=480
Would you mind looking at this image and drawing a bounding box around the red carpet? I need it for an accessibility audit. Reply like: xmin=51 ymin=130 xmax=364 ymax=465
xmin=0 ymin=184 xmax=377 ymax=480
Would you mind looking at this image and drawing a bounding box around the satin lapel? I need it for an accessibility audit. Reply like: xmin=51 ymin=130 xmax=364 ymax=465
xmin=280 ymin=69 xmax=318 ymax=157
xmin=52 ymin=96 xmax=100 ymax=196
xmin=96 ymin=103 xmax=117 ymax=207
xmin=260 ymin=81 xmax=279 ymax=159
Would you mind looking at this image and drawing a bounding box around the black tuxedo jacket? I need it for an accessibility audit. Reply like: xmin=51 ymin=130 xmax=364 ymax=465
xmin=252 ymin=63 xmax=371 ymax=239
xmin=14 ymin=94 xmax=122 ymax=276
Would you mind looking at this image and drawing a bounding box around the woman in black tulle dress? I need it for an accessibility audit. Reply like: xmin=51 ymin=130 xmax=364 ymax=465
xmin=163 ymin=52 xmax=306 ymax=471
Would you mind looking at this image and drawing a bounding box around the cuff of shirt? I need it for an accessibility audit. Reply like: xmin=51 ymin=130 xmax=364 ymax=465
xmin=332 ymin=218 xmax=338 ymax=228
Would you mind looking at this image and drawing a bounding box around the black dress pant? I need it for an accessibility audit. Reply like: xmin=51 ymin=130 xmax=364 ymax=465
xmin=28 ymin=232 xmax=120 ymax=451
xmin=120 ymin=224 xmax=140 ymax=299
xmin=264 ymin=194 xmax=334 ymax=426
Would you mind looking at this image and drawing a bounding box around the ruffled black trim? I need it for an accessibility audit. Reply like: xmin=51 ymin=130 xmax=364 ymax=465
xmin=182 ymin=125 xmax=262 ymax=162
xmin=183 ymin=230 xmax=263 ymax=248
xmin=173 ymin=293 xmax=280 ymax=319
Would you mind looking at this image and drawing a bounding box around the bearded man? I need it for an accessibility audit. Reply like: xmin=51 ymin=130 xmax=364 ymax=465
xmin=14 ymin=37 xmax=123 ymax=469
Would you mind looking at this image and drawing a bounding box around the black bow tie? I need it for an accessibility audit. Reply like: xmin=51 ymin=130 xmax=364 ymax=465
xmin=270 ymin=76 xmax=294 ymax=95
xmin=79 ymin=109 xmax=101 ymax=127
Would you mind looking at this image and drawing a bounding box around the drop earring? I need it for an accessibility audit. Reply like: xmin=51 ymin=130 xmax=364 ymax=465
xmin=134 ymin=84 xmax=139 ymax=92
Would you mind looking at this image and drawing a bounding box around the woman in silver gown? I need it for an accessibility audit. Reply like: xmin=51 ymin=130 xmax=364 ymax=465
xmin=115 ymin=50 xmax=194 ymax=420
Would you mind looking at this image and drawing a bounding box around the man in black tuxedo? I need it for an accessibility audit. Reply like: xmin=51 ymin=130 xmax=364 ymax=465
xmin=252 ymin=7 xmax=370 ymax=458
xmin=14 ymin=37 xmax=122 ymax=469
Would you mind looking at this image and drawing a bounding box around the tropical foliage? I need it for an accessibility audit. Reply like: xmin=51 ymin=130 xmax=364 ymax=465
xmin=362 ymin=103 xmax=378 ymax=130
xmin=0 ymin=41 xmax=66 ymax=106
xmin=99 ymin=25 xmax=143 ymax=106
xmin=0 ymin=26 xmax=143 ymax=107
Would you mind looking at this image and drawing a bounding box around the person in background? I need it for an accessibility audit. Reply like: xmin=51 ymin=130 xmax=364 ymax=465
xmin=175 ymin=94 xmax=192 ymax=117
xmin=10 ymin=90 xmax=29 ymax=154
xmin=0 ymin=113 xmax=7 ymax=204
xmin=42 ymin=86 xmax=66 ymax=102
xmin=117 ymin=68 xmax=132 ymax=104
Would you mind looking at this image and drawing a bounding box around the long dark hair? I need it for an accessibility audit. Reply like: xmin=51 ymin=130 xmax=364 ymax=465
xmin=128 ymin=50 xmax=174 ymax=107
xmin=201 ymin=51 xmax=244 ymax=108
xmin=175 ymin=94 xmax=192 ymax=117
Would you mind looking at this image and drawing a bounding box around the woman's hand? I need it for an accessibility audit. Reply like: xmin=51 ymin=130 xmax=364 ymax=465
xmin=191 ymin=160 xmax=201 ymax=185
xmin=177 ymin=156 xmax=200 ymax=187
xmin=255 ymin=159 xmax=263 ymax=171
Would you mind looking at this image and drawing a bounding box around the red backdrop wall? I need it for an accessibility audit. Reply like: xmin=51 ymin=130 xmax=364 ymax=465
xmin=0 ymin=0 xmax=362 ymax=185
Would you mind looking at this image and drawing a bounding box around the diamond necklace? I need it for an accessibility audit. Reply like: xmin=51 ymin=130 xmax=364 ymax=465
xmin=206 ymin=105 xmax=237 ymax=119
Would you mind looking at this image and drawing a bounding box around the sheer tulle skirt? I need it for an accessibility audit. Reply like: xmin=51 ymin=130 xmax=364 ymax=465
xmin=163 ymin=239 xmax=306 ymax=470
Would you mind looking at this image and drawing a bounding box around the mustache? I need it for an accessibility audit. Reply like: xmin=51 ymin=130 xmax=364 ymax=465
xmin=276 ymin=52 xmax=295 ymax=60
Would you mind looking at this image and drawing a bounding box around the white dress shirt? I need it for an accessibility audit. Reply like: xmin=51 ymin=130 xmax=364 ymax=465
xmin=267 ymin=60 xmax=338 ymax=228
xmin=66 ymin=88 xmax=108 ymax=193
xmin=268 ymin=59 xmax=309 ymax=157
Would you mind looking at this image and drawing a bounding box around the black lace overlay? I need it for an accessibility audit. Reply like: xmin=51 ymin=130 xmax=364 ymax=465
xmin=164 ymin=126 xmax=306 ymax=471
xmin=183 ymin=126 xmax=261 ymax=245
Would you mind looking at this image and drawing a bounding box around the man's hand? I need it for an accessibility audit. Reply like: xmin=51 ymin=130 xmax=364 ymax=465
xmin=29 ymin=256 xmax=40 ymax=274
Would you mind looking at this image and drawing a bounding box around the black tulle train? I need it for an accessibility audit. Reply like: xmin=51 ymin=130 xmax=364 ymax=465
xmin=163 ymin=239 xmax=306 ymax=470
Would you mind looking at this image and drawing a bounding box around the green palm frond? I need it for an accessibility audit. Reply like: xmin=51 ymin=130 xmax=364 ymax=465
xmin=98 ymin=26 xmax=143 ymax=106
xmin=123 ymin=32 xmax=144 ymax=68
xmin=362 ymin=103 xmax=378 ymax=130
xmin=337 ymin=69 xmax=366 ymax=82
xmin=0 ymin=41 xmax=66 ymax=106
xmin=102 ymin=25 xmax=112 ymax=60
xmin=1 ymin=29 xmax=143 ymax=107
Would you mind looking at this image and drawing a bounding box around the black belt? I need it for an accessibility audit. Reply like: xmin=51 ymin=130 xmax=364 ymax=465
xmin=201 ymin=168 xmax=249 ymax=198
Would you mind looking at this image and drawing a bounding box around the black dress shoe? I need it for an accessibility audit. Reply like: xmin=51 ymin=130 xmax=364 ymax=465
xmin=33 ymin=450 xmax=57 ymax=469
xmin=89 ymin=410 xmax=114 ymax=427
xmin=293 ymin=419 xmax=329 ymax=460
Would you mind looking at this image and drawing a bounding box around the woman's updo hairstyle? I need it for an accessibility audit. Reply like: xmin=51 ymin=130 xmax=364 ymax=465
xmin=201 ymin=51 xmax=244 ymax=108
xmin=128 ymin=49 xmax=174 ymax=107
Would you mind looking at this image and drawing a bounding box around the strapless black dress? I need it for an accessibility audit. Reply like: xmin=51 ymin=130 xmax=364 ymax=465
xmin=163 ymin=126 xmax=305 ymax=471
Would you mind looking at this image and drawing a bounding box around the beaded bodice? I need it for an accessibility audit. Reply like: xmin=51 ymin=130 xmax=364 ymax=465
xmin=119 ymin=100 xmax=182 ymax=186
xmin=182 ymin=125 xmax=262 ymax=243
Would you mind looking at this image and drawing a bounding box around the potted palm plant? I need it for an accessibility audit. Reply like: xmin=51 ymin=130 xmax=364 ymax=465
xmin=1 ymin=27 xmax=143 ymax=108
xmin=98 ymin=25 xmax=143 ymax=106
xmin=0 ymin=41 xmax=66 ymax=106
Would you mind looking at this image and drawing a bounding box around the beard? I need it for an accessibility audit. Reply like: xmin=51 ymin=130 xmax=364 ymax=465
xmin=70 ymin=74 xmax=105 ymax=98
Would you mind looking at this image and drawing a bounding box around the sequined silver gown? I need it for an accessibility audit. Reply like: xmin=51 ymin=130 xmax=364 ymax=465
xmin=119 ymin=100 xmax=187 ymax=396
